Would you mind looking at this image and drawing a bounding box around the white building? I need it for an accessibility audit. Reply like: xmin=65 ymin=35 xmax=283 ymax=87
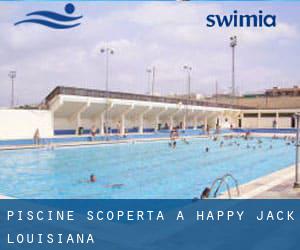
xmin=0 ymin=86 xmax=299 ymax=140
xmin=47 ymin=87 xmax=239 ymax=136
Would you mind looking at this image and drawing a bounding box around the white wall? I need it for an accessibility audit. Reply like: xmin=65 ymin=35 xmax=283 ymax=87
xmin=0 ymin=109 xmax=53 ymax=140
xmin=242 ymin=118 xmax=259 ymax=128
xmin=54 ymin=117 xmax=76 ymax=130
xmin=259 ymin=117 xmax=275 ymax=128
xmin=242 ymin=117 xmax=293 ymax=128
xmin=278 ymin=117 xmax=291 ymax=128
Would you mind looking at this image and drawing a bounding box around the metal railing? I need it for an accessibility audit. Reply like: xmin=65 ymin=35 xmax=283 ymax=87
xmin=209 ymin=173 xmax=240 ymax=198
xmin=45 ymin=86 xmax=251 ymax=109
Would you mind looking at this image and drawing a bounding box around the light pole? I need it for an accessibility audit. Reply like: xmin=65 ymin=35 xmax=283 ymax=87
xmin=146 ymin=66 xmax=156 ymax=95
xmin=183 ymin=65 xmax=192 ymax=102
xmin=152 ymin=66 xmax=156 ymax=96
xmin=215 ymin=80 xmax=218 ymax=103
xmin=100 ymin=47 xmax=114 ymax=93
xmin=100 ymin=47 xmax=114 ymax=136
xmin=230 ymin=36 xmax=237 ymax=98
xmin=294 ymin=113 xmax=300 ymax=188
xmin=146 ymin=68 xmax=152 ymax=95
xmin=8 ymin=71 xmax=16 ymax=108
xmin=183 ymin=65 xmax=192 ymax=130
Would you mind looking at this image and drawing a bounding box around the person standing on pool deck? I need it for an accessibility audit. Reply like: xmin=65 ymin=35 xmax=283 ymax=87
xmin=33 ymin=128 xmax=41 ymax=145
xmin=272 ymin=119 xmax=277 ymax=129
xmin=90 ymin=125 xmax=97 ymax=140
xmin=116 ymin=121 xmax=121 ymax=135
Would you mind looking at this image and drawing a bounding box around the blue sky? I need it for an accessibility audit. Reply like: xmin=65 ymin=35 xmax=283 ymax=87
xmin=0 ymin=1 xmax=300 ymax=106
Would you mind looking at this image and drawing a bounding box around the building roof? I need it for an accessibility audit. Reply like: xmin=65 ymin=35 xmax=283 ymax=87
xmin=45 ymin=86 xmax=251 ymax=110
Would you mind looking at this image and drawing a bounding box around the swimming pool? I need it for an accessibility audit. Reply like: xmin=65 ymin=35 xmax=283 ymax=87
xmin=0 ymin=136 xmax=295 ymax=198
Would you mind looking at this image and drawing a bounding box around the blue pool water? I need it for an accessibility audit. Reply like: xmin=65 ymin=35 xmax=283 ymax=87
xmin=0 ymin=137 xmax=295 ymax=199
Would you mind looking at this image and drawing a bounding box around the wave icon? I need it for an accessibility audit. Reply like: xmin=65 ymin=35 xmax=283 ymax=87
xmin=14 ymin=3 xmax=82 ymax=29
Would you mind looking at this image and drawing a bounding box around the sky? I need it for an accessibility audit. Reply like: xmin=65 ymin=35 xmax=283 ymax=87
xmin=1 ymin=1 xmax=300 ymax=107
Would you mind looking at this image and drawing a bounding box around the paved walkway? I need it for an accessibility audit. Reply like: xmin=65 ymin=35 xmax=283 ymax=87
xmin=220 ymin=166 xmax=300 ymax=199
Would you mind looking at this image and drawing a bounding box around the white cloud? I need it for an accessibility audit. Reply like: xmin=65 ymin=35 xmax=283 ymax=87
xmin=0 ymin=2 xmax=300 ymax=106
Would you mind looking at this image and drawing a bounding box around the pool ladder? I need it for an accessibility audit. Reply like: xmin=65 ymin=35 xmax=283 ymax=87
xmin=209 ymin=173 xmax=240 ymax=198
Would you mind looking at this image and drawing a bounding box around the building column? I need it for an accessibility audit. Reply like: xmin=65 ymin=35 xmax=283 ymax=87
xmin=70 ymin=102 xmax=90 ymax=135
xmin=76 ymin=113 xmax=82 ymax=134
xmin=154 ymin=107 xmax=168 ymax=132
xmin=240 ymin=113 xmax=244 ymax=128
xmin=257 ymin=112 xmax=261 ymax=128
xmin=182 ymin=115 xmax=186 ymax=130
xmin=51 ymin=97 xmax=64 ymax=135
xmin=193 ymin=116 xmax=198 ymax=130
xmin=138 ymin=107 xmax=152 ymax=134
xmin=138 ymin=114 xmax=144 ymax=134
xmin=169 ymin=116 xmax=174 ymax=130
xmin=204 ymin=116 xmax=208 ymax=131
xmin=99 ymin=112 xmax=105 ymax=135
xmin=119 ymin=105 xmax=134 ymax=135
xmin=120 ymin=113 xmax=125 ymax=135
xmin=155 ymin=115 xmax=160 ymax=132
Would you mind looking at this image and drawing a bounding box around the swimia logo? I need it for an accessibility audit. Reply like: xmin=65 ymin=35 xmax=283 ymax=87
xmin=14 ymin=3 xmax=83 ymax=29
xmin=206 ymin=10 xmax=276 ymax=28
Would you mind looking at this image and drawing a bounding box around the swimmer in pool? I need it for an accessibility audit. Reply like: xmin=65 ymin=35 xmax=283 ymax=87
xmin=200 ymin=187 xmax=211 ymax=199
xmin=106 ymin=184 xmax=124 ymax=189
xmin=90 ymin=174 xmax=96 ymax=183
xmin=182 ymin=138 xmax=190 ymax=144
xmin=205 ymin=147 xmax=209 ymax=153
xmin=78 ymin=174 xmax=96 ymax=184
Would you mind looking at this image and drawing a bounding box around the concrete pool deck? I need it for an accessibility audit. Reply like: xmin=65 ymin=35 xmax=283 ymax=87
xmin=0 ymin=194 xmax=14 ymax=199
xmin=219 ymin=165 xmax=300 ymax=199
xmin=0 ymin=134 xmax=214 ymax=151
xmin=0 ymin=132 xmax=296 ymax=151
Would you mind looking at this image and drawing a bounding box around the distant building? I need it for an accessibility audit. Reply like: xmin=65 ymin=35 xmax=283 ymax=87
xmin=265 ymin=86 xmax=300 ymax=97
xmin=167 ymin=93 xmax=204 ymax=100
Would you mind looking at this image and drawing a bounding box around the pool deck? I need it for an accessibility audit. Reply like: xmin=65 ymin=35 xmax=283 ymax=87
xmin=0 ymin=134 xmax=212 ymax=151
xmin=0 ymin=132 xmax=296 ymax=151
xmin=0 ymin=194 xmax=14 ymax=199
xmin=219 ymin=165 xmax=300 ymax=199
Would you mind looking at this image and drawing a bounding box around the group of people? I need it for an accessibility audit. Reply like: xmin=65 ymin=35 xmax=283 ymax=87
xmin=168 ymin=128 xmax=191 ymax=148
xmin=211 ymin=134 xmax=275 ymax=151
xmin=82 ymin=121 xmax=127 ymax=140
